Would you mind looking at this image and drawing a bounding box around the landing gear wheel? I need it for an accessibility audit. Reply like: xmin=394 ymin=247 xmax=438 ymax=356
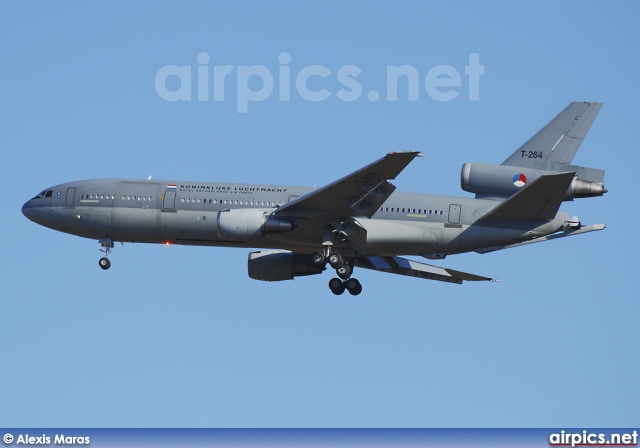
xmin=328 ymin=253 xmax=344 ymax=269
xmin=345 ymin=278 xmax=362 ymax=296
xmin=336 ymin=264 xmax=351 ymax=279
xmin=99 ymin=257 xmax=111 ymax=270
xmin=328 ymin=278 xmax=346 ymax=295
xmin=311 ymin=252 xmax=326 ymax=267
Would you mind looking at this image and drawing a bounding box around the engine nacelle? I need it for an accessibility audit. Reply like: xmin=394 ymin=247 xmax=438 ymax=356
xmin=248 ymin=250 xmax=325 ymax=281
xmin=461 ymin=162 xmax=607 ymax=200
xmin=217 ymin=209 xmax=294 ymax=241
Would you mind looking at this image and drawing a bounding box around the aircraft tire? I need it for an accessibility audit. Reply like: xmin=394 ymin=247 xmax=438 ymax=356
xmin=337 ymin=264 xmax=351 ymax=279
xmin=329 ymin=278 xmax=345 ymax=295
xmin=311 ymin=252 xmax=326 ymax=267
xmin=99 ymin=257 xmax=111 ymax=270
xmin=346 ymin=278 xmax=362 ymax=296
xmin=328 ymin=253 xmax=344 ymax=269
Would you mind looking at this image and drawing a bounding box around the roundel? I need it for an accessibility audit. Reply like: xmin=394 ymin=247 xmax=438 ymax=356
xmin=513 ymin=173 xmax=527 ymax=188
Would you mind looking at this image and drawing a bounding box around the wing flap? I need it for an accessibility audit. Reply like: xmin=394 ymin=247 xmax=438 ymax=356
xmin=475 ymin=224 xmax=606 ymax=253
xmin=356 ymin=256 xmax=496 ymax=284
xmin=480 ymin=172 xmax=575 ymax=223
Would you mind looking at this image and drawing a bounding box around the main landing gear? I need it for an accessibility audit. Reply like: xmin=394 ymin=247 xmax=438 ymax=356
xmin=311 ymin=249 xmax=362 ymax=296
xmin=98 ymin=238 xmax=114 ymax=270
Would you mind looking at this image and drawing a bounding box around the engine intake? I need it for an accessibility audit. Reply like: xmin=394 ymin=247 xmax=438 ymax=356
xmin=248 ymin=250 xmax=325 ymax=281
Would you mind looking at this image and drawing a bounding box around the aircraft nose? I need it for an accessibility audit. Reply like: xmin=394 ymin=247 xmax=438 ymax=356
xmin=22 ymin=200 xmax=36 ymax=221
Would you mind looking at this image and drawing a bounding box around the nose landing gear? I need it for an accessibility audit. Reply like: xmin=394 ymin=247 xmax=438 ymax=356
xmin=98 ymin=257 xmax=111 ymax=270
xmin=98 ymin=238 xmax=114 ymax=270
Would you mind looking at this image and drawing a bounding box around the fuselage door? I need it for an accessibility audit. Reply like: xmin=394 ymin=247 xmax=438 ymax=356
xmin=65 ymin=187 xmax=76 ymax=207
xmin=448 ymin=204 xmax=461 ymax=224
xmin=162 ymin=190 xmax=176 ymax=211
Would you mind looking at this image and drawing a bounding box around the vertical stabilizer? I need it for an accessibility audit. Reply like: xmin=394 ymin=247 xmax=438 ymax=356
xmin=502 ymin=102 xmax=602 ymax=168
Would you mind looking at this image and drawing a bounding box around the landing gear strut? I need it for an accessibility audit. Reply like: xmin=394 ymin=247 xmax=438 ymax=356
xmin=313 ymin=248 xmax=362 ymax=296
xmin=98 ymin=238 xmax=114 ymax=270
xmin=315 ymin=222 xmax=363 ymax=296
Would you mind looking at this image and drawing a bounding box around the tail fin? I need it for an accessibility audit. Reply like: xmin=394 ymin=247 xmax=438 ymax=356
xmin=502 ymin=102 xmax=603 ymax=169
xmin=480 ymin=172 xmax=575 ymax=223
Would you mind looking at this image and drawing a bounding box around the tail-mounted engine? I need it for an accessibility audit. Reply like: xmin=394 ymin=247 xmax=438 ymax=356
xmin=461 ymin=162 xmax=607 ymax=200
xmin=248 ymin=250 xmax=325 ymax=281
xmin=217 ymin=209 xmax=294 ymax=241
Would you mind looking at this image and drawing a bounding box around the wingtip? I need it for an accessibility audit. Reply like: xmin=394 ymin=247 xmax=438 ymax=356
xmin=388 ymin=151 xmax=423 ymax=157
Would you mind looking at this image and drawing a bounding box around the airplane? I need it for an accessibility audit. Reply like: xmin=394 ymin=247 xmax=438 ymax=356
xmin=22 ymin=102 xmax=607 ymax=295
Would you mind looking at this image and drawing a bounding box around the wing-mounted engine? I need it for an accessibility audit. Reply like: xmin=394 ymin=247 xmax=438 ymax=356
xmin=217 ymin=209 xmax=294 ymax=241
xmin=460 ymin=162 xmax=607 ymax=200
xmin=248 ymin=250 xmax=325 ymax=281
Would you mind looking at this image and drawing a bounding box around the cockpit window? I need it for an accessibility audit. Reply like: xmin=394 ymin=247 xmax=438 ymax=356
xmin=32 ymin=190 xmax=53 ymax=199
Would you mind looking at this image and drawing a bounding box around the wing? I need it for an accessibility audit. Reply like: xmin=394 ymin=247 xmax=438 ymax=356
xmin=502 ymin=102 xmax=603 ymax=168
xmin=355 ymin=256 xmax=497 ymax=285
xmin=272 ymin=152 xmax=423 ymax=221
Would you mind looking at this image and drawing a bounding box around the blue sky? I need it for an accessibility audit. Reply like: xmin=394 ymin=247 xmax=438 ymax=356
xmin=1 ymin=1 xmax=638 ymax=428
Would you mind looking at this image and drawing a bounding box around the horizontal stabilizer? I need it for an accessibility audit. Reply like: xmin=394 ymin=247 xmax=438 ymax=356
xmin=480 ymin=172 xmax=575 ymax=223
xmin=355 ymin=256 xmax=497 ymax=284
xmin=475 ymin=224 xmax=606 ymax=254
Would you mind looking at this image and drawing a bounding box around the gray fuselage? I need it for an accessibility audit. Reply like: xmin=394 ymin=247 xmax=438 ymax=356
xmin=22 ymin=178 xmax=569 ymax=259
